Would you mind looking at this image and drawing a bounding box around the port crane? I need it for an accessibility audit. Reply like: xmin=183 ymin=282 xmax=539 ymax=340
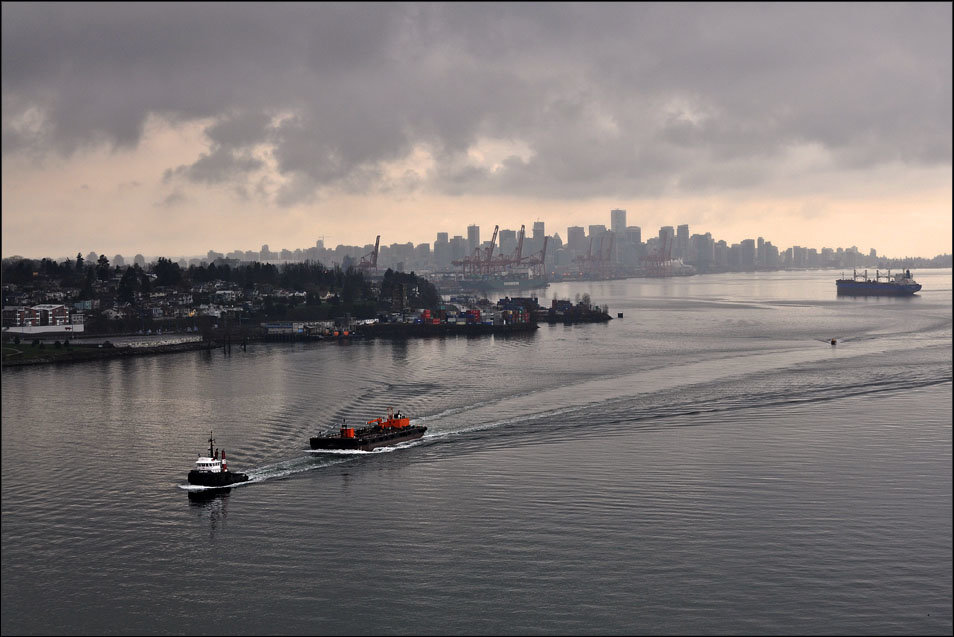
xmin=521 ymin=235 xmax=549 ymax=278
xmin=451 ymin=224 xmax=548 ymax=279
xmin=357 ymin=235 xmax=380 ymax=272
xmin=641 ymin=233 xmax=673 ymax=276
xmin=573 ymin=232 xmax=616 ymax=278
xmin=452 ymin=225 xmax=499 ymax=275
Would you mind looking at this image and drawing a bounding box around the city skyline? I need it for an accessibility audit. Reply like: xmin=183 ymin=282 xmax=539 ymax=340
xmin=3 ymin=4 xmax=951 ymax=260
xmin=9 ymin=209 xmax=930 ymax=266
xmin=35 ymin=208 xmax=945 ymax=280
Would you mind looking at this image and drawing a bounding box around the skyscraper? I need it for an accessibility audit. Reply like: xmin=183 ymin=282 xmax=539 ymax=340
xmin=658 ymin=226 xmax=674 ymax=258
xmin=467 ymin=225 xmax=480 ymax=256
xmin=434 ymin=232 xmax=450 ymax=267
xmin=532 ymin=221 xmax=545 ymax=240
xmin=498 ymin=228 xmax=517 ymax=256
xmin=610 ymin=209 xmax=626 ymax=234
xmin=566 ymin=226 xmax=586 ymax=253
xmin=676 ymin=224 xmax=689 ymax=261
xmin=625 ymin=226 xmax=641 ymax=246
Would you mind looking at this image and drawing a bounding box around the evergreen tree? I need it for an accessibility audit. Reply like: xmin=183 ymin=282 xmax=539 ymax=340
xmin=96 ymin=254 xmax=111 ymax=281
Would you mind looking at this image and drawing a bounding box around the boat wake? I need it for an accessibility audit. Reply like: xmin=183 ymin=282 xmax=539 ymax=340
xmin=306 ymin=439 xmax=423 ymax=455
xmin=178 ymin=481 xmax=255 ymax=492
xmin=178 ymin=438 xmax=430 ymax=491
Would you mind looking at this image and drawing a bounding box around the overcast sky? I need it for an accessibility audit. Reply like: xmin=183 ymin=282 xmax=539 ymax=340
xmin=2 ymin=2 xmax=951 ymax=260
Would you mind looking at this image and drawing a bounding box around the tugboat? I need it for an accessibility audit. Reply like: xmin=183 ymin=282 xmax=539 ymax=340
xmin=310 ymin=408 xmax=426 ymax=451
xmin=836 ymin=269 xmax=922 ymax=296
xmin=187 ymin=432 xmax=250 ymax=488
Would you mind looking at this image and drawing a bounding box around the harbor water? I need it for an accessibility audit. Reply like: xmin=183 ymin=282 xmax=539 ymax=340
xmin=2 ymin=269 xmax=951 ymax=635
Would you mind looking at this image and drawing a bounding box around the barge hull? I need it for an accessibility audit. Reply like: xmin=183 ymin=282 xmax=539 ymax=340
xmin=310 ymin=427 xmax=426 ymax=451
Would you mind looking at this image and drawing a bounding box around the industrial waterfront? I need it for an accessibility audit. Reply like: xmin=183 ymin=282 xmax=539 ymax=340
xmin=2 ymin=269 xmax=951 ymax=635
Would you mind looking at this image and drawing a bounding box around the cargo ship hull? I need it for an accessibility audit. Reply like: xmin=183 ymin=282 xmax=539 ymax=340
xmin=310 ymin=425 xmax=426 ymax=451
xmin=836 ymin=280 xmax=922 ymax=296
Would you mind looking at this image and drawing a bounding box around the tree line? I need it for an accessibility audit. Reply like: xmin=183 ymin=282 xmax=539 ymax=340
xmin=3 ymin=256 xmax=441 ymax=315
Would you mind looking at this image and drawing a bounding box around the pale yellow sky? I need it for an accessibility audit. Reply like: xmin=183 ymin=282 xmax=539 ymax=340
xmin=2 ymin=4 xmax=951 ymax=261
xmin=2 ymin=116 xmax=950 ymax=260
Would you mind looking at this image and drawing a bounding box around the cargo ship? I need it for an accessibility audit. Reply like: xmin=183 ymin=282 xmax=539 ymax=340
xmin=836 ymin=269 xmax=921 ymax=296
xmin=310 ymin=408 xmax=426 ymax=451
xmin=187 ymin=432 xmax=250 ymax=488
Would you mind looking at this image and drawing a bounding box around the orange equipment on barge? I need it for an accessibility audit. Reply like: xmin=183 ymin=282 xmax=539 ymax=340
xmin=310 ymin=408 xmax=426 ymax=451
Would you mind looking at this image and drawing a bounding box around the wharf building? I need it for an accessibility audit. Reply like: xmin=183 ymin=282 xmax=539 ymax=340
xmin=1 ymin=304 xmax=85 ymax=334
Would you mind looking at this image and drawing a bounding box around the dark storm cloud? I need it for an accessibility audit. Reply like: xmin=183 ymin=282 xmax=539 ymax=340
xmin=3 ymin=2 xmax=951 ymax=202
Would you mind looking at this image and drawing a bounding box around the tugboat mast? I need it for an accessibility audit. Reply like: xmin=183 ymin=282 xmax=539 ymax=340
xmin=208 ymin=431 xmax=215 ymax=459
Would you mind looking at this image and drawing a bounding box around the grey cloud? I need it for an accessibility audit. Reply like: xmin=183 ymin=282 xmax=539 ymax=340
xmin=167 ymin=147 xmax=264 ymax=185
xmin=3 ymin=2 xmax=950 ymax=201
xmin=157 ymin=190 xmax=187 ymax=207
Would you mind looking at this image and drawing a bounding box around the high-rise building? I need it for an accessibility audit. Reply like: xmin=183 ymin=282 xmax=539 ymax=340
xmin=498 ymin=229 xmax=517 ymax=257
xmin=740 ymin=239 xmax=756 ymax=268
xmin=434 ymin=232 xmax=450 ymax=267
xmin=625 ymin=226 xmax=641 ymax=246
xmin=588 ymin=224 xmax=607 ymax=239
xmin=658 ymin=226 xmax=674 ymax=258
xmin=467 ymin=225 xmax=480 ymax=256
xmin=689 ymin=233 xmax=714 ymax=267
xmin=610 ymin=209 xmax=627 ymax=234
xmin=676 ymin=224 xmax=689 ymax=260
xmin=532 ymin=221 xmax=545 ymax=240
xmin=566 ymin=226 xmax=586 ymax=253
xmin=112 ymin=254 xmax=125 ymax=267
xmin=757 ymin=237 xmax=764 ymax=266
xmin=450 ymin=235 xmax=466 ymax=261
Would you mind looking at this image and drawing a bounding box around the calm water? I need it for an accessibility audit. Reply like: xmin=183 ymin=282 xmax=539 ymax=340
xmin=2 ymin=269 xmax=951 ymax=635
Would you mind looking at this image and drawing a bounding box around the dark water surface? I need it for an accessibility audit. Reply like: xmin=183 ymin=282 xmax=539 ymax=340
xmin=2 ymin=269 xmax=951 ymax=635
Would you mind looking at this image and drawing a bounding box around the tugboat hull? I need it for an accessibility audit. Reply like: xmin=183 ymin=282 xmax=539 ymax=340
xmin=310 ymin=426 xmax=426 ymax=451
xmin=187 ymin=470 xmax=250 ymax=488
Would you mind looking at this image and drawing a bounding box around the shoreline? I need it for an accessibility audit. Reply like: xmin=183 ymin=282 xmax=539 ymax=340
xmin=1 ymin=322 xmax=541 ymax=367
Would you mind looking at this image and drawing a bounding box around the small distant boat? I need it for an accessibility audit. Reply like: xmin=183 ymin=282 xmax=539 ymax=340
xmin=830 ymin=338 xmax=837 ymax=346
xmin=187 ymin=432 xmax=249 ymax=488
xmin=310 ymin=408 xmax=426 ymax=451
xmin=836 ymin=269 xmax=921 ymax=296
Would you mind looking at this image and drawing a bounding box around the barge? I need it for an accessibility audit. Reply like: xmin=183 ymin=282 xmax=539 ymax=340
xmin=310 ymin=408 xmax=426 ymax=451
